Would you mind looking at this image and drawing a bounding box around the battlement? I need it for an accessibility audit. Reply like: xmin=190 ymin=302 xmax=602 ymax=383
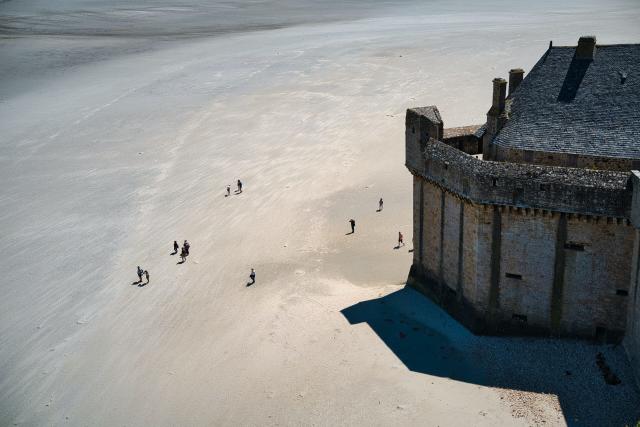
xmin=406 ymin=107 xmax=631 ymax=218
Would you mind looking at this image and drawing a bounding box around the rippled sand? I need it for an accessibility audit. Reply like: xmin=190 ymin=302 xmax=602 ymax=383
xmin=1 ymin=1 xmax=639 ymax=425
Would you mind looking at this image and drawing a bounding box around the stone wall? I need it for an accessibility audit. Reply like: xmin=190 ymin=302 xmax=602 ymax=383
xmin=405 ymin=106 xmax=635 ymax=341
xmin=408 ymin=178 xmax=634 ymax=340
xmin=494 ymin=145 xmax=640 ymax=172
xmin=625 ymin=171 xmax=640 ymax=385
xmin=406 ymin=118 xmax=631 ymax=218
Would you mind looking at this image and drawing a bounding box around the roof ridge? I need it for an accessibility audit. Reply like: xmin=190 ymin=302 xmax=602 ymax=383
xmin=550 ymin=43 xmax=640 ymax=49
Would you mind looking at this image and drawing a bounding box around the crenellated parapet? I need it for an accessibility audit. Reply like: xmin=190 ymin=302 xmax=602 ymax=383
xmin=406 ymin=107 xmax=632 ymax=219
xmin=414 ymin=137 xmax=631 ymax=219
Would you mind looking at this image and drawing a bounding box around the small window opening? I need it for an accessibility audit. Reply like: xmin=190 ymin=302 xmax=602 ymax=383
xmin=505 ymin=273 xmax=522 ymax=280
xmin=411 ymin=126 xmax=415 ymax=134
xmin=492 ymin=178 xmax=498 ymax=187
xmin=564 ymin=242 xmax=585 ymax=251
xmin=512 ymin=314 xmax=527 ymax=323
xmin=616 ymin=289 xmax=629 ymax=296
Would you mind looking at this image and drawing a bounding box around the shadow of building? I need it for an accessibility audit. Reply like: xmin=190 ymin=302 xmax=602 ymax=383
xmin=341 ymin=286 xmax=640 ymax=426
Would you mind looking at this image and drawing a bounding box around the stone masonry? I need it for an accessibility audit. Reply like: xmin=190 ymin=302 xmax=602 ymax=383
xmin=404 ymin=36 xmax=640 ymax=384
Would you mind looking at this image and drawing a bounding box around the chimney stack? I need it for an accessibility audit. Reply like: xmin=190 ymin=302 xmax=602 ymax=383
xmin=483 ymin=78 xmax=508 ymax=160
xmin=492 ymin=78 xmax=507 ymax=113
xmin=576 ymin=36 xmax=597 ymax=60
xmin=508 ymin=69 xmax=524 ymax=96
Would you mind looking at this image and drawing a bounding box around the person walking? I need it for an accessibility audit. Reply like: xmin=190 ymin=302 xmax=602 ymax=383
xmin=173 ymin=240 xmax=179 ymax=254
xmin=144 ymin=270 xmax=150 ymax=284
xmin=249 ymin=268 xmax=256 ymax=285
xmin=226 ymin=185 xmax=231 ymax=197
xmin=398 ymin=231 xmax=404 ymax=247
xmin=180 ymin=247 xmax=186 ymax=263
xmin=183 ymin=240 xmax=190 ymax=256
xmin=136 ymin=266 xmax=143 ymax=283
xmin=349 ymin=219 xmax=356 ymax=234
xmin=378 ymin=198 xmax=384 ymax=211
xmin=237 ymin=179 xmax=243 ymax=193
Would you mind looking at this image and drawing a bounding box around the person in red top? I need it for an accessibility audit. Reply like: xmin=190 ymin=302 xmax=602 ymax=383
xmin=398 ymin=231 xmax=404 ymax=247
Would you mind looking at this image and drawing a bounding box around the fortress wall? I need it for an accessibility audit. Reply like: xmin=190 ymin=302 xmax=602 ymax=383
xmin=625 ymin=172 xmax=640 ymax=384
xmin=626 ymin=230 xmax=640 ymax=385
xmin=442 ymin=192 xmax=462 ymax=292
xmin=494 ymin=145 xmax=640 ymax=172
xmin=406 ymin=108 xmax=635 ymax=340
xmin=461 ymin=202 xmax=480 ymax=306
xmin=421 ymin=181 xmax=442 ymax=282
xmin=412 ymin=176 xmax=423 ymax=267
xmin=472 ymin=205 xmax=495 ymax=312
xmin=410 ymin=178 xmax=633 ymax=338
xmin=497 ymin=207 xmax=557 ymax=328
xmin=407 ymin=137 xmax=632 ymax=218
xmin=560 ymin=217 xmax=634 ymax=339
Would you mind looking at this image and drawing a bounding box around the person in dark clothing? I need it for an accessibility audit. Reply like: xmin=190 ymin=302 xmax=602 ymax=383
xmin=249 ymin=268 xmax=256 ymax=285
xmin=226 ymin=185 xmax=231 ymax=197
xmin=137 ymin=266 xmax=143 ymax=283
xmin=237 ymin=179 xmax=243 ymax=193
xmin=173 ymin=240 xmax=179 ymax=254
xmin=378 ymin=198 xmax=383 ymax=212
xmin=349 ymin=219 xmax=355 ymax=234
xmin=144 ymin=270 xmax=149 ymax=284
xmin=398 ymin=231 xmax=404 ymax=247
xmin=180 ymin=247 xmax=186 ymax=263
xmin=183 ymin=240 xmax=190 ymax=256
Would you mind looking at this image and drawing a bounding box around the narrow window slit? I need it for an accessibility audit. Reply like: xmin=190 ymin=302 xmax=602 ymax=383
xmin=564 ymin=242 xmax=585 ymax=251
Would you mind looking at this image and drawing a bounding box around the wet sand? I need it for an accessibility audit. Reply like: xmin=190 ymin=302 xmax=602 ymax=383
xmin=1 ymin=1 xmax=640 ymax=425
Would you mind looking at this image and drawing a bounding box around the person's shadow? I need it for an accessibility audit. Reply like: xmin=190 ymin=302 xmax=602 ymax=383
xmin=345 ymin=231 xmax=354 ymax=235
xmin=246 ymin=281 xmax=255 ymax=287
xmin=131 ymin=280 xmax=142 ymax=285
xmin=138 ymin=282 xmax=148 ymax=287
xmin=171 ymin=250 xmax=177 ymax=256
xmin=376 ymin=208 xmax=382 ymax=212
xmin=393 ymin=245 xmax=400 ymax=250
xmin=177 ymin=259 xmax=185 ymax=265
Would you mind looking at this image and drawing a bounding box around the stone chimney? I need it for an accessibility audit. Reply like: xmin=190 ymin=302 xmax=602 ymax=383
xmin=491 ymin=78 xmax=507 ymax=113
xmin=483 ymin=78 xmax=508 ymax=160
xmin=508 ymin=68 xmax=524 ymax=96
xmin=575 ymin=36 xmax=597 ymax=60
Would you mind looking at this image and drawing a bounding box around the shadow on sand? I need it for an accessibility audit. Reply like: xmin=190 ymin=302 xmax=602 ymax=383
xmin=341 ymin=286 xmax=640 ymax=426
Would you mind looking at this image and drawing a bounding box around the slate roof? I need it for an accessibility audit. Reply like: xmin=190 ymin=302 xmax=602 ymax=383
xmin=409 ymin=106 xmax=442 ymax=125
xmin=493 ymin=44 xmax=640 ymax=159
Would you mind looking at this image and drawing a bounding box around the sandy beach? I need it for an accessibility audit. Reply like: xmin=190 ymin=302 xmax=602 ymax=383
xmin=1 ymin=1 xmax=640 ymax=425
